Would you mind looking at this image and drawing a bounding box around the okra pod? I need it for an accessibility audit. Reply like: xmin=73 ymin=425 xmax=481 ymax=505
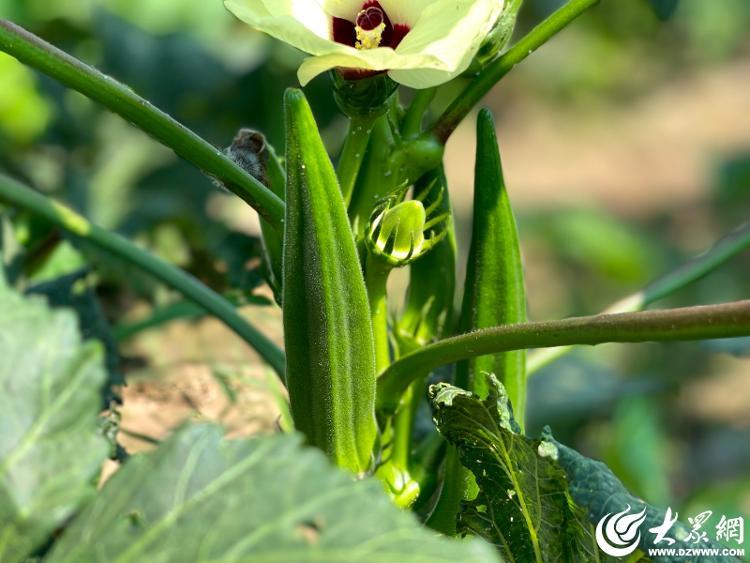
xmin=457 ymin=108 xmax=527 ymax=417
xmin=282 ymin=89 xmax=377 ymax=474
xmin=430 ymin=109 xmax=527 ymax=534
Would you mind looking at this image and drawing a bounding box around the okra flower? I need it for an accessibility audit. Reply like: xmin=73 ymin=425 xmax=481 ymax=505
xmin=224 ymin=0 xmax=505 ymax=89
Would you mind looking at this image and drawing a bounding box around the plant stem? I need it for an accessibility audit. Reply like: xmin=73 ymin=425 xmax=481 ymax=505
xmin=526 ymin=222 xmax=750 ymax=374
xmin=402 ymin=88 xmax=436 ymax=139
xmin=0 ymin=20 xmax=284 ymax=232
xmin=337 ymin=116 xmax=374 ymax=206
xmin=430 ymin=0 xmax=600 ymax=143
xmin=0 ymin=174 xmax=286 ymax=379
xmin=378 ymin=301 xmax=750 ymax=413
xmin=365 ymin=254 xmax=392 ymax=372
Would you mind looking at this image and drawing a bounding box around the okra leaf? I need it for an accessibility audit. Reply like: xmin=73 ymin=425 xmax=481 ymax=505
xmin=432 ymin=375 xmax=736 ymax=562
xmin=48 ymin=425 xmax=500 ymax=563
xmin=27 ymin=269 xmax=123 ymax=404
xmin=0 ymin=282 xmax=109 ymax=563
xmin=430 ymin=374 xmax=605 ymax=562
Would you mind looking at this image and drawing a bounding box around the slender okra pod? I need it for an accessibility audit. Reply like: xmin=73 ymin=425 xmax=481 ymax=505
xmin=430 ymin=109 xmax=528 ymax=534
xmin=457 ymin=108 xmax=527 ymax=413
xmin=282 ymin=89 xmax=377 ymax=474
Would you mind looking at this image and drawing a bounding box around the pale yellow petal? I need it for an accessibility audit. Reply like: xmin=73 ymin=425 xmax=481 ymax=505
xmin=378 ymin=0 xmax=434 ymax=27
xmin=395 ymin=0 xmax=502 ymax=63
xmin=321 ymin=0 xmax=363 ymax=20
xmin=224 ymin=0 xmax=334 ymax=54
xmin=297 ymin=47 xmax=435 ymax=85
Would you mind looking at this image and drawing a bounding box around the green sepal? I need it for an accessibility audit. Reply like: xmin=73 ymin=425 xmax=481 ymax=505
xmin=465 ymin=0 xmax=522 ymax=74
xmin=331 ymin=70 xmax=398 ymax=120
xmin=282 ymin=89 xmax=377 ymax=474
xmin=365 ymin=182 xmax=449 ymax=268
xmin=397 ymin=168 xmax=457 ymax=345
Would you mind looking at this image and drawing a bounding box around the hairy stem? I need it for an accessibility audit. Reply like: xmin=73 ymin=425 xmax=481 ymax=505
xmin=378 ymin=301 xmax=750 ymax=413
xmin=402 ymin=88 xmax=436 ymax=139
xmin=0 ymin=174 xmax=286 ymax=378
xmin=365 ymin=254 xmax=392 ymax=372
xmin=337 ymin=117 xmax=374 ymax=206
xmin=431 ymin=0 xmax=600 ymax=143
xmin=527 ymin=222 xmax=750 ymax=374
xmin=0 ymin=20 xmax=284 ymax=231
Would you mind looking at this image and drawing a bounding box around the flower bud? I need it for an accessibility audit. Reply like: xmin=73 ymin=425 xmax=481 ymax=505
xmin=465 ymin=2 xmax=521 ymax=74
xmin=366 ymin=183 xmax=449 ymax=267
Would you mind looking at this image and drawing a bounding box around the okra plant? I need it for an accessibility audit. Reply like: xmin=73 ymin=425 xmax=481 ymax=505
xmin=0 ymin=0 xmax=749 ymax=561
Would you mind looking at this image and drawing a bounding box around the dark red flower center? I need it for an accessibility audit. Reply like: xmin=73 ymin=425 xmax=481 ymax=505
xmin=356 ymin=6 xmax=384 ymax=31
xmin=332 ymin=1 xmax=410 ymax=50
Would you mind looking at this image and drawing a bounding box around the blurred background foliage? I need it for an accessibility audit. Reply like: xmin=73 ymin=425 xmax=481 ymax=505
xmin=0 ymin=0 xmax=749 ymax=527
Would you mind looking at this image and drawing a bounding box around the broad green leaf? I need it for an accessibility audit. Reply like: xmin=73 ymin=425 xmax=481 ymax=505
xmin=27 ymin=269 xmax=123 ymax=404
xmin=0 ymin=282 xmax=108 ymax=563
xmin=49 ymin=425 xmax=500 ymax=563
xmin=430 ymin=375 xmax=603 ymax=562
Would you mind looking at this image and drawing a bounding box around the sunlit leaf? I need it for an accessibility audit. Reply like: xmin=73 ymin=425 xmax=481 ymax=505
xmin=430 ymin=375 xmax=603 ymax=561
xmin=0 ymin=282 xmax=108 ymax=563
xmin=49 ymin=425 xmax=499 ymax=563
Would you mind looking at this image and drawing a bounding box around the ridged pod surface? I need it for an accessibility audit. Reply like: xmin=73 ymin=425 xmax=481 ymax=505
xmin=282 ymin=89 xmax=377 ymax=474
xmin=430 ymin=109 xmax=528 ymax=534
xmin=458 ymin=108 xmax=527 ymax=418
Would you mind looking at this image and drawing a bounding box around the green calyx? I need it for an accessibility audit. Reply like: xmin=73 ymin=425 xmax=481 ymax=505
xmin=465 ymin=0 xmax=522 ymax=75
xmin=331 ymin=70 xmax=398 ymax=120
xmin=282 ymin=88 xmax=377 ymax=474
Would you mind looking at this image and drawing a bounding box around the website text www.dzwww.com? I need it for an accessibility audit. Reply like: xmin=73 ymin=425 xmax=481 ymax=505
xmin=647 ymin=547 xmax=745 ymax=558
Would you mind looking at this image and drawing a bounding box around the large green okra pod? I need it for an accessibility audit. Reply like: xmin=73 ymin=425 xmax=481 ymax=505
xmin=430 ymin=109 xmax=527 ymax=534
xmin=457 ymin=108 xmax=527 ymax=417
xmin=282 ymin=89 xmax=377 ymax=474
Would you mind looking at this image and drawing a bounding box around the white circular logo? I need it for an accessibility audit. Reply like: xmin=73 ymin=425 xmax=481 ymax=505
xmin=595 ymin=504 xmax=648 ymax=557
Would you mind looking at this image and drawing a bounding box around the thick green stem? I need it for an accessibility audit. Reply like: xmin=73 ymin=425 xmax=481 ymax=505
xmin=0 ymin=174 xmax=286 ymax=378
xmin=431 ymin=0 xmax=600 ymax=143
xmin=348 ymin=117 xmax=396 ymax=240
xmin=402 ymin=88 xmax=436 ymax=139
xmin=365 ymin=254 xmax=392 ymax=372
xmin=0 ymin=20 xmax=284 ymax=231
xmin=337 ymin=117 xmax=374 ymax=206
xmin=390 ymin=386 xmax=415 ymax=470
xmin=378 ymin=301 xmax=750 ymax=413
xmin=527 ymin=222 xmax=750 ymax=374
